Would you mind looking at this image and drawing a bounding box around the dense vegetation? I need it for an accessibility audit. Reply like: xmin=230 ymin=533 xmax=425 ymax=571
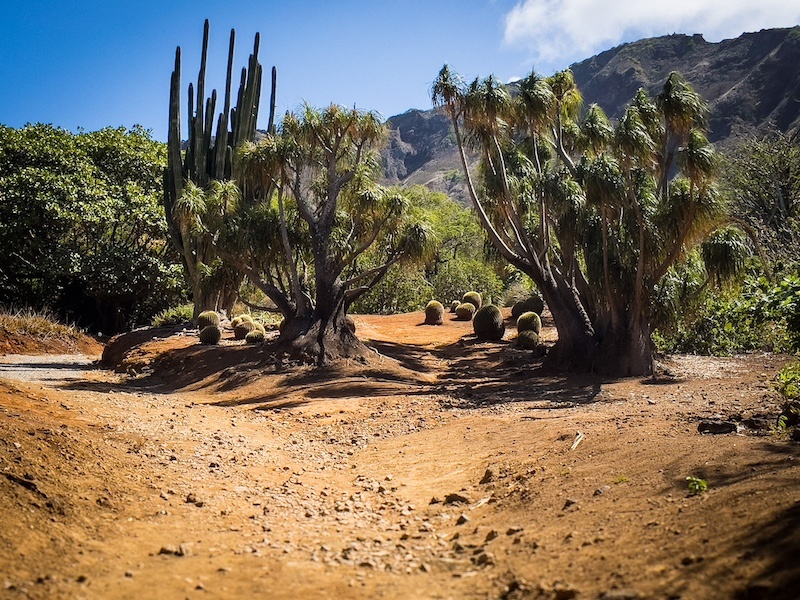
xmin=0 ymin=124 xmax=183 ymax=333
xmin=1 ymin=23 xmax=798 ymax=372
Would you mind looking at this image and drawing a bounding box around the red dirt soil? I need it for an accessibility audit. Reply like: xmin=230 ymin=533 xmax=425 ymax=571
xmin=1 ymin=311 xmax=799 ymax=599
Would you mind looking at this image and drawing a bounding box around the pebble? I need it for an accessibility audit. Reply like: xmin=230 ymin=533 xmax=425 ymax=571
xmin=444 ymin=493 xmax=470 ymax=505
xmin=479 ymin=468 xmax=495 ymax=484
xmin=600 ymin=590 xmax=641 ymax=600
xmin=456 ymin=514 xmax=470 ymax=525
xmin=697 ymin=420 xmax=738 ymax=434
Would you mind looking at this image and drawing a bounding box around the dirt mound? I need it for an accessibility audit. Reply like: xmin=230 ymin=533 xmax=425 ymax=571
xmin=0 ymin=328 xmax=102 ymax=356
xmin=1 ymin=311 xmax=799 ymax=599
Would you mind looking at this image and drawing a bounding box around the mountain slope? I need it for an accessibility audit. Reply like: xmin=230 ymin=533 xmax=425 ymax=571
xmin=382 ymin=27 xmax=800 ymax=201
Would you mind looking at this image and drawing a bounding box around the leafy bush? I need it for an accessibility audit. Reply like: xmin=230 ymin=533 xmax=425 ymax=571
xmin=655 ymin=271 xmax=800 ymax=355
xmin=455 ymin=302 xmax=476 ymax=321
xmin=462 ymin=291 xmax=482 ymax=310
xmin=473 ymin=305 xmax=504 ymax=341
xmin=424 ymin=301 xmax=444 ymax=325
xmin=776 ymin=362 xmax=800 ymax=401
xmin=517 ymin=311 xmax=542 ymax=334
xmin=686 ymin=476 xmax=708 ymax=496
xmin=199 ymin=325 xmax=221 ymax=345
xmin=152 ymin=304 xmax=193 ymax=327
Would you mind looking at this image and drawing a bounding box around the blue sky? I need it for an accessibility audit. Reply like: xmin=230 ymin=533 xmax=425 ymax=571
xmin=2 ymin=1 xmax=798 ymax=141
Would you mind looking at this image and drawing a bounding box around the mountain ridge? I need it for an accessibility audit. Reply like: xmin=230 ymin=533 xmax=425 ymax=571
xmin=382 ymin=26 xmax=800 ymax=203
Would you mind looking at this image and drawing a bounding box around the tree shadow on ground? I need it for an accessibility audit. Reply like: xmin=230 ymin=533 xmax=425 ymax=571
xmin=430 ymin=338 xmax=605 ymax=409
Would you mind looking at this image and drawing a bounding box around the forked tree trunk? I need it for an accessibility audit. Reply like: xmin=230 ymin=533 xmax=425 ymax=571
xmin=278 ymin=267 xmax=367 ymax=365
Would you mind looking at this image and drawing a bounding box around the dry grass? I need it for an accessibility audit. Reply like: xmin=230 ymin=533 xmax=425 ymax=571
xmin=0 ymin=308 xmax=93 ymax=353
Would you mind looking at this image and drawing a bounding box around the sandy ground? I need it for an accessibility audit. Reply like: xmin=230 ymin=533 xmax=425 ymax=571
xmin=1 ymin=311 xmax=799 ymax=600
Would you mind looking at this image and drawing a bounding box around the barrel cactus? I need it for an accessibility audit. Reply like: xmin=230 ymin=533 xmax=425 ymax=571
xmin=424 ymin=301 xmax=445 ymax=325
xmin=455 ymin=302 xmax=476 ymax=321
xmin=517 ymin=311 xmax=542 ymax=334
xmin=462 ymin=291 xmax=482 ymax=310
xmin=522 ymin=294 xmax=544 ymax=315
xmin=511 ymin=301 xmax=527 ymax=320
xmin=473 ymin=305 xmax=505 ymax=341
xmin=234 ymin=320 xmax=256 ymax=340
xmin=199 ymin=325 xmax=222 ymax=345
xmin=516 ymin=330 xmax=539 ymax=349
xmin=450 ymin=300 xmax=460 ymax=313
xmin=197 ymin=310 xmax=220 ymax=330
xmin=245 ymin=329 xmax=265 ymax=344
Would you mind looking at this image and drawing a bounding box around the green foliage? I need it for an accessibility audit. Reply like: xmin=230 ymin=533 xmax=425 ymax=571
xmin=197 ymin=310 xmax=220 ymax=329
xmin=517 ymin=311 xmax=542 ymax=334
xmin=473 ymin=304 xmax=505 ymax=340
xmin=720 ymin=131 xmax=800 ymax=263
xmin=462 ymin=291 xmax=483 ymax=310
xmin=777 ymin=362 xmax=800 ymax=401
xmin=152 ymin=304 xmax=193 ymax=327
xmin=655 ymin=269 xmax=800 ymax=355
xmin=0 ymin=124 xmax=184 ymax=332
xmin=516 ymin=329 xmax=540 ymax=349
xmin=686 ymin=476 xmax=708 ymax=496
xmin=199 ymin=325 xmax=222 ymax=345
xmin=455 ymin=302 xmax=476 ymax=321
xmin=245 ymin=329 xmax=265 ymax=344
xmin=424 ymin=300 xmax=445 ymax=325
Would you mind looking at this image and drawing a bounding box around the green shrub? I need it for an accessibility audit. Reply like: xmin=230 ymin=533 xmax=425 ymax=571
xmin=455 ymin=302 xmax=476 ymax=321
xmin=152 ymin=304 xmax=194 ymax=327
xmin=424 ymin=301 xmax=445 ymax=325
xmin=197 ymin=310 xmax=220 ymax=330
xmin=234 ymin=320 xmax=256 ymax=340
xmin=473 ymin=305 xmax=505 ymax=341
xmin=245 ymin=329 xmax=265 ymax=344
xmin=462 ymin=291 xmax=482 ymax=310
xmin=517 ymin=311 xmax=542 ymax=334
xmin=199 ymin=325 xmax=221 ymax=345
xmin=516 ymin=330 xmax=539 ymax=349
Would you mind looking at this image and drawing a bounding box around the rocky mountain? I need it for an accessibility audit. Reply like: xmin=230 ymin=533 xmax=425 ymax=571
xmin=382 ymin=26 xmax=800 ymax=203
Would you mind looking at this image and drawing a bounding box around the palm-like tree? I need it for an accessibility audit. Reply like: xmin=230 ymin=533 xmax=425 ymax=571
xmin=432 ymin=65 xmax=737 ymax=375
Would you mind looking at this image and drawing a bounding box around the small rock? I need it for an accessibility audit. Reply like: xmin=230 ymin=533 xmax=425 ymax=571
xmin=158 ymin=545 xmax=185 ymax=557
xmin=474 ymin=551 xmax=495 ymax=566
xmin=444 ymin=493 xmax=470 ymax=505
xmin=506 ymin=526 xmax=524 ymax=535
xmin=742 ymin=417 xmax=769 ymax=431
xmin=124 ymin=571 xmax=133 ymax=578
xmin=429 ymin=496 xmax=442 ymax=505
xmin=479 ymin=468 xmax=495 ymax=484
xmin=456 ymin=514 xmax=470 ymax=525
xmin=485 ymin=530 xmax=499 ymax=542
xmin=698 ymin=420 xmax=738 ymax=434
xmin=553 ymin=584 xmax=578 ymax=599
xmin=76 ymin=575 xmax=87 ymax=584
xmin=185 ymin=493 xmax=197 ymax=504
xmin=600 ymin=590 xmax=641 ymax=600
xmin=562 ymin=498 xmax=579 ymax=511
xmin=594 ymin=485 xmax=611 ymax=496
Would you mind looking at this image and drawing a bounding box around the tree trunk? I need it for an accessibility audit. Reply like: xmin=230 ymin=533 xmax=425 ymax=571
xmin=278 ymin=263 xmax=367 ymax=365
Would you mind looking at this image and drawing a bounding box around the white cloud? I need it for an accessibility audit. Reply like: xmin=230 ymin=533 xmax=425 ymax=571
xmin=503 ymin=0 xmax=800 ymax=70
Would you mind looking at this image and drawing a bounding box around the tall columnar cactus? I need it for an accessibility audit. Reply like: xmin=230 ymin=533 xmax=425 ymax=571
xmin=164 ymin=20 xmax=277 ymax=317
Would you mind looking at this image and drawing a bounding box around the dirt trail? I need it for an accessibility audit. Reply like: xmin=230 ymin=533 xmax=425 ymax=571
xmin=1 ymin=312 xmax=799 ymax=600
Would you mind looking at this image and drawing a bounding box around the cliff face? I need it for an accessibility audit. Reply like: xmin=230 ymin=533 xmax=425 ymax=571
xmin=382 ymin=27 xmax=800 ymax=200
